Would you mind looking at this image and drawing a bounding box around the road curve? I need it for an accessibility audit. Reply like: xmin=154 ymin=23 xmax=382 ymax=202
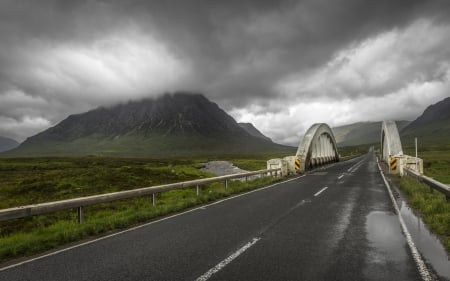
xmin=0 ymin=151 xmax=429 ymax=280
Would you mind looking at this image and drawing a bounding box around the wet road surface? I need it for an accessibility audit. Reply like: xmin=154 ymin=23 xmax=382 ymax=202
xmin=0 ymin=151 xmax=433 ymax=280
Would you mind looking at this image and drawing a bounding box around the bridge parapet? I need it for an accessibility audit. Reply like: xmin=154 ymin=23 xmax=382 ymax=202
xmin=267 ymin=158 xmax=288 ymax=176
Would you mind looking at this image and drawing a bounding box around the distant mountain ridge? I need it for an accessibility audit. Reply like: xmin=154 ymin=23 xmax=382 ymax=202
xmin=332 ymin=121 xmax=410 ymax=147
xmin=0 ymin=136 xmax=19 ymax=152
xmin=401 ymin=96 xmax=450 ymax=145
xmin=331 ymin=96 xmax=450 ymax=147
xmin=403 ymin=97 xmax=450 ymax=130
xmin=4 ymin=93 xmax=293 ymax=157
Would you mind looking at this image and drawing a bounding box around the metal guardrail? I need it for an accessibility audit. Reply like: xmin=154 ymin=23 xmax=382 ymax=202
xmin=0 ymin=168 xmax=281 ymax=223
xmin=403 ymin=167 xmax=450 ymax=201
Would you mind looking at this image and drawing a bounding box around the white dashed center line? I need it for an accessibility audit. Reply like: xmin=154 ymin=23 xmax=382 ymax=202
xmin=195 ymin=237 xmax=260 ymax=281
xmin=314 ymin=186 xmax=328 ymax=197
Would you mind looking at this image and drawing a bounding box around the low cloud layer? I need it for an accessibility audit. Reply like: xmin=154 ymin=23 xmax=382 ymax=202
xmin=1 ymin=0 xmax=449 ymax=144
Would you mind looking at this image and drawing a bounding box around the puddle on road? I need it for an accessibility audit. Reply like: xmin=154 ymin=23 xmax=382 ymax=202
xmin=398 ymin=201 xmax=450 ymax=280
xmin=366 ymin=211 xmax=409 ymax=263
xmin=365 ymin=206 xmax=450 ymax=281
xmin=364 ymin=211 xmax=412 ymax=280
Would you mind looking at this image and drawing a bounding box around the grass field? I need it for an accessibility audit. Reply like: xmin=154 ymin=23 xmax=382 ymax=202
xmin=398 ymin=142 xmax=450 ymax=253
xmin=403 ymin=143 xmax=450 ymax=183
xmin=0 ymin=156 xmax=285 ymax=263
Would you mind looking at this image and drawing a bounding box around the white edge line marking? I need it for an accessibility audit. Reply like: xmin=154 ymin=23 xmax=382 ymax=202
xmin=338 ymin=175 xmax=344 ymax=180
xmin=0 ymin=175 xmax=305 ymax=272
xmin=377 ymin=159 xmax=432 ymax=281
xmin=195 ymin=237 xmax=260 ymax=281
xmin=314 ymin=186 xmax=328 ymax=197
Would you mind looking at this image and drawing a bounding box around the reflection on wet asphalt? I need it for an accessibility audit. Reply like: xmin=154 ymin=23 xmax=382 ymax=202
xmin=399 ymin=201 xmax=450 ymax=280
xmin=364 ymin=211 xmax=410 ymax=280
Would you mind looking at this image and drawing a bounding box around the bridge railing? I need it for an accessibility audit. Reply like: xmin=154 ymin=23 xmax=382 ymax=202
xmin=0 ymin=168 xmax=281 ymax=223
xmin=403 ymin=167 xmax=450 ymax=201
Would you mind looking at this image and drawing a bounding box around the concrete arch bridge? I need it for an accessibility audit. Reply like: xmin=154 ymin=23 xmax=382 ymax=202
xmin=267 ymin=121 xmax=423 ymax=176
xmin=295 ymin=123 xmax=340 ymax=171
xmin=267 ymin=123 xmax=340 ymax=175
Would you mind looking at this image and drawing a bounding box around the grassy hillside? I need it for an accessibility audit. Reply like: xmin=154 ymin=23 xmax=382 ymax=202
xmin=401 ymin=120 xmax=450 ymax=147
xmin=333 ymin=121 xmax=410 ymax=146
xmin=1 ymin=134 xmax=295 ymax=158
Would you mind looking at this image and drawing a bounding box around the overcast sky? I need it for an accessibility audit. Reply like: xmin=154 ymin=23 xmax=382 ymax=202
xmin=1 ymin=0 xmax=450 ymax=145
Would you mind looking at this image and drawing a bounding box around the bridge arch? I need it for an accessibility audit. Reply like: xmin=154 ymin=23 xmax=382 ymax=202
xmin=381 ymin=121 xmax=403 ymax=163
xmin=296 ymin=123 xmax=339 ymax=171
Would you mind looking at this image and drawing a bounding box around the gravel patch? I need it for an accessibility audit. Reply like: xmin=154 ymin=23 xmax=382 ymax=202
xmin=201 ymin=161 xmax=248 ymax=176
xmin=201 ymin=161 xmax=262 ymax=181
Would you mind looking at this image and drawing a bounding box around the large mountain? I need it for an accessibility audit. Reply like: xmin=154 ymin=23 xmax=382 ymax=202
xmin=3 ymin=93 xmax=293 ymax=157
xmin=0 ymin=136 xmax=19 ymax=152
xmin=401 ymin=96 xmax=450 ymax=145
xmin=238 ymin=123 xmax=272 ymax=142
xmin=332 ymin=121 xmax=410 ymax=147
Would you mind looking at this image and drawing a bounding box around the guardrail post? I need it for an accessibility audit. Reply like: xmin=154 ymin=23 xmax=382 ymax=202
xmin=196 ymin=184 xmax=199 ymax=196
xmin=77 ymin=206 xmax=84 ymax=223
xmin=225 ymin=180 xmax=228 ymax=189
xmin=152 ymin=193 xmax=156 ymax=206
xmin=245 ymin=176 xmax=248 ymax=182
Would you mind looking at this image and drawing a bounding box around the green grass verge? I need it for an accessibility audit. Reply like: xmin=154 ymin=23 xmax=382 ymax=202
xmin=0 ymin=157 xmax=285 ymax=263
xmin=403 ymin=144 xmax=450 ymax=184
xmin=0 ymin=157 xmax=212 ymax=209
xmin=399 ymin=176 xmax=450 ymax=252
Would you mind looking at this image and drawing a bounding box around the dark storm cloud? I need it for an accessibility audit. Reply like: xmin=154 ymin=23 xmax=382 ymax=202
xmin=111 ymin=0 xmax=450 ymax=109
xmin=1 ymin=0 xmax=450 ymax=143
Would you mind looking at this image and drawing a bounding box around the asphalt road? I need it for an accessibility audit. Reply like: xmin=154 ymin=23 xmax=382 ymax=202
xmin=0 ymin=151 xmax=428 ymax=280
